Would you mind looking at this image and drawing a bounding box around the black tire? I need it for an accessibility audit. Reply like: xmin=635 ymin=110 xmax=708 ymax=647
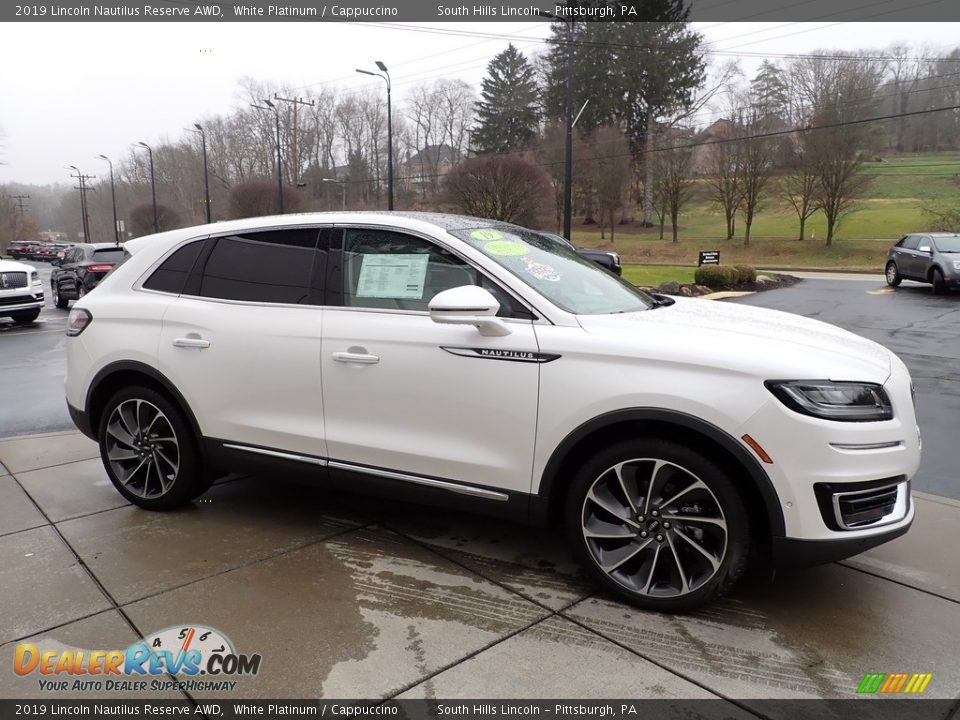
xmin=97 ymin=385 xmax=202 ymax=511
xmin=564 ymin=438 xmax=750 ymax=613
xmin=931 ymin=268 xmax=947 ymax=295
xmin=52 ymin=282 xmax=68 ymax=309
xmin=10 ymin=309 xmax=40 ymax=324
xmin=885 ymin=262 xmax=902 ymax=287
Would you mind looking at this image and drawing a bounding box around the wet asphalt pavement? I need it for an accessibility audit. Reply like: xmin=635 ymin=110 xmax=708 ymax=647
xmin=2 ymin=267 xmax=957 ymax=499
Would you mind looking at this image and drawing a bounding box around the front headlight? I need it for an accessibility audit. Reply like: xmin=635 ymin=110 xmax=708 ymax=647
xmin=30 ymin=270 xmax=39 ymax=284
xmin=951 ymin=260 xmax=960 ymax=271
xmin=765 ymin=380 xmax=893 ymax=422
xmin=610 ymin=253 xmax=621 ymax=267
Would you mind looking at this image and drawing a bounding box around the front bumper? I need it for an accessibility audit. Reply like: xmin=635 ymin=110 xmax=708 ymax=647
xmin=0 ymin=291 xmax=44 ymax=314
xmin=773 ymin=515 xmax=912 ymax=566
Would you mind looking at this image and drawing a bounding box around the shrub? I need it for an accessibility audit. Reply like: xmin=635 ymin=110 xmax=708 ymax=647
xmin=733 ymin=264 xmax=757 ymax=284
xmin=444 ymin=154 xmax=549 ymax=227
xmin=694 ymin=265 xmax=737 ymax=289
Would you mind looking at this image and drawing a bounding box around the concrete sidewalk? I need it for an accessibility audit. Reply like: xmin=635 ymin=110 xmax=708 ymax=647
xmin=1 ymin=431 xmax=958 ymax=715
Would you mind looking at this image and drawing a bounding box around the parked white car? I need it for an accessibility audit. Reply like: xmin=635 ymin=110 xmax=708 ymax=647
xmin=0 ymin=258 xmax=44 ymax=324
xmin=64 ymin=213 xmax=919 ymax=611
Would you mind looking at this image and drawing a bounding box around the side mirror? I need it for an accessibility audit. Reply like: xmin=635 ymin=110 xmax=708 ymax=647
xmin=50 ymin=258 xmax=60 ymax=267
xmin=918 ymin=245 xmax=932 ymax=254
xmin=429 ymin=285 xmax=511 ymax=337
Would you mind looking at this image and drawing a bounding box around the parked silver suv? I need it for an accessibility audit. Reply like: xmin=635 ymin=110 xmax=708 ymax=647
xmin=886 ymin=233 xmax=960 ymax=293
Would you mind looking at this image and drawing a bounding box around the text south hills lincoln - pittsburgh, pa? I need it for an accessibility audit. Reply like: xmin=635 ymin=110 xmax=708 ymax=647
xmin=436 ymin=4 xmax=619 ymax=17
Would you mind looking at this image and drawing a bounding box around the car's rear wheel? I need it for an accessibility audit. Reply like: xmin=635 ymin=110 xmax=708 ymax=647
xmin=565 ymin=438 xmax=750 ymax=612
xmin=931 ymin=268 xmax=947 ymax=295
xmin=98 ymin=386 xmax=201 ymax=510
xmin=885 ymin=262 xmax=902 ymax=287
xmin=10 ymin=309 xmax=40 ymax=324
xmin=52 ymin=282 xmax=68 ymax=309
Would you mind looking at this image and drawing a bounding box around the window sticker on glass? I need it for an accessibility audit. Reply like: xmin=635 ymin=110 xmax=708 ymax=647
xmin=469 ymin=229 xmax=504 ymax=242
xmin=356 ymin=254 xmax=429 ymax=299
xmin=484 ymin=240 xmax=529 ymax=256
xmin=521 ymin=256 xmax=561 ymax=281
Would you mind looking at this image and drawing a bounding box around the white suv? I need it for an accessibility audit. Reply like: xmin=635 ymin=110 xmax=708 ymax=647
xmin=65 ymin=213 xmax=919 ymax=611
xmin=0 ymin=258 xmax=44 ymax=324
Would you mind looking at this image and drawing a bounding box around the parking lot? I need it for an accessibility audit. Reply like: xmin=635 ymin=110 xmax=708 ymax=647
xmin=1 ymin=268 xmax=958 ymax=709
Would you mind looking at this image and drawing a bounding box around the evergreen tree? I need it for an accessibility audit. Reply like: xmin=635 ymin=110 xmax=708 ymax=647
xmin=472 ymin=44 xmax=541 ymax=155
xmin=750 ymin=60 xmax=790 ymax=120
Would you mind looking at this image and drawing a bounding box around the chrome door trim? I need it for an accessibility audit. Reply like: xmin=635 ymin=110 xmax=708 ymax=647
xmin=327 ymin=460 xmax=509 ymax=501
xmin=222 ymin=443 xmax=328 ymax=466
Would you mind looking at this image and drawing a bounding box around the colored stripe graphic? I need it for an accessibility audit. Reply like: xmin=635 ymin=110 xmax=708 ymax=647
xmin=858 ymin=672 xmax=932 ymax=694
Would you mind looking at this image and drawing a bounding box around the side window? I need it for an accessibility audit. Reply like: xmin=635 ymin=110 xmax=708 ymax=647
xmin=199 ymin=229 xmax=320 ymax=305
xmin=143 ymin=240 xmax=205 ymax=295
xmin=342 ymin=229 xmax=477 ymax=311
xmin=901 ymin=235 xmax=920 ymax=250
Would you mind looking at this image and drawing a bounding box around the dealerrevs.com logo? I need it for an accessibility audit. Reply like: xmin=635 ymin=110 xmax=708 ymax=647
xmin=13 ymin=625 xmax=261 ymax=693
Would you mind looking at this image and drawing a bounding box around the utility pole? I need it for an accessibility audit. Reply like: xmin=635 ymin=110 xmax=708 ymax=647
xmin=187 ymin=124 xmax=212 ymax=223
xmin=8 ymin=195 xmax=30 ymax=243
xmin=538 ymin=12 xmax=575 ymax=240
xmin=67 ymin=167 xmax=95 ymax=243
xmin=96 ymin=155 xmax=121 ymax=243
xmin=273 ymin=94 xmax=315 ymax=190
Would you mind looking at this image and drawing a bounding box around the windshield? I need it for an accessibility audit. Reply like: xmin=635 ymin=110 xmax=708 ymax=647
xmin=450 ymin=226 xmax=652 ymax=315
xmin=933 ymin=235 xmax=960 ymax=252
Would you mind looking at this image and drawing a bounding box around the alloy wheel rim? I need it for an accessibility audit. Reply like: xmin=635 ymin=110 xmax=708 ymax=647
xmin=104 ymin=399 xmax=180 ymax=499
xmin=581 ymin=458 xmax=728 ymax=598
xmin=886 ymin=265 xmax=897 ymax=283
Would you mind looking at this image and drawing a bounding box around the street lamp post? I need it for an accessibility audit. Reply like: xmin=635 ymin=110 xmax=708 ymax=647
xmin=539 ymin=11 xmax=574 ymax=241
xmin=356 ymin=61 xmax=393 ymax=211
xmin=135 ymin=142 xmax=159 ymax=233
xmin=96 ymin=154 xmax=120 ymax=244
xmin=187 ymin=124 xmax=212 ymax=223
xmin=321 ymin=178 xmax=347 ymax=210
xmin=252 ymin=100 xmax=284 ymax=213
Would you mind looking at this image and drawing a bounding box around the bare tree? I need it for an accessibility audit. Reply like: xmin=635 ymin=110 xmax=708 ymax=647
xmin=735 ymin=106 xmax=777 ymax=246
xmin=780 ymin=132 xmax=819 ymax=240
xmin=707 ymin=121 xmax=743 ymax=240
xmin=534 ymin=121 xmax=566 ymax=233
xmin=444 ymin=155 xmax=548 ymax=227
xmin=589 ymin=126 xmax=631 ymax=242
xmin=652 ymin=134 xmax=695 ymax=243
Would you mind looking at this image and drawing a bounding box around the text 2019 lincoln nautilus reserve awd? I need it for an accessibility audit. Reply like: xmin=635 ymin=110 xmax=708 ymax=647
xmin=64 ymin=212 xmax=919 ymax=611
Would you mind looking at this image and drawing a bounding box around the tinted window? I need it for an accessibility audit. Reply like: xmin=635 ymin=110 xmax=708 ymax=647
xmin=200 ymin=229 xmax=319 ymax=304
xmin=92 ymin=248 xmax=128 ymax=263
xmin=144 ymin=241 xmax=205 ymax=294
xmin=901 ymin=235 xmax=920 ymax=250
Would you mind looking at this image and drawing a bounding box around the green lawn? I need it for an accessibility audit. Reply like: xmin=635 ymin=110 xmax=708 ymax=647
xmin=567 ymin=152 xmax=960 ymax=272
xmin=621 ymin=265 xmax=697 ymax=286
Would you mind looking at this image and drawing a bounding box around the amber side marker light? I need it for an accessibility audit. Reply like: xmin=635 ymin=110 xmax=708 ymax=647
xmin=742 ymin=434 xmax=773 ymax=464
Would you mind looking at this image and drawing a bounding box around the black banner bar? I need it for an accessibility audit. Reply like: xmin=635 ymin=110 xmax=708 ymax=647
xmin=4 ymin=0 xmax=960 ymax=22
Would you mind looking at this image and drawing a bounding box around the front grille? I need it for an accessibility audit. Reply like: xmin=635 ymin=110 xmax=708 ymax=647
xmin=0 ymin=271 xmax=27 ymax=289
xmin=0 ymin=294 xmax=37 ymax=307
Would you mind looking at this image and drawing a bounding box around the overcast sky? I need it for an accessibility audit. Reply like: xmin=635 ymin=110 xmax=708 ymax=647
xmin=1 ymin=21 xmax=957 ymax=185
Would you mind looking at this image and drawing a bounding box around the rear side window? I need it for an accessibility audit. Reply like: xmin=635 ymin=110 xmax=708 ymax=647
xmin=143 ymin=241 xmax=205 ymax=294
xmin=901 ymin=235 xmax=920 ymax=250
xmin=200 ymin=229 xmax=320 ymax=304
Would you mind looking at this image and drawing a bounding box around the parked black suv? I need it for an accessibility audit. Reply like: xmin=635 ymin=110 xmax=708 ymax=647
xmin=540 ymin=232 xmax=622 ymax=276
xmin=51 ymin=243 xmax=129 ymax=308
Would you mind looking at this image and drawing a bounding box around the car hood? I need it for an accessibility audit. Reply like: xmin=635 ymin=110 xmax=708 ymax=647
xmin=0 ymin=259 xmax=35 ymax=273
xmin=575 ymin=296 xmax=892 ymax=382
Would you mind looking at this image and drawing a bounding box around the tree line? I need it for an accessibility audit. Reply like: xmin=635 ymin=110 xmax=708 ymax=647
xmin=2 ymin=7 xmax=959 ymax=249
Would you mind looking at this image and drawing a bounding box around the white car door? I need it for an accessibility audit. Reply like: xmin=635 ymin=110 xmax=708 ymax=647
xmin=157 ymin=227 xmax=328 ymax=458
xmin=320 ymin=227 xmax=542 ymax=495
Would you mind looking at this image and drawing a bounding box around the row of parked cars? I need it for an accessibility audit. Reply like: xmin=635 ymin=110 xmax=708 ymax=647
xmin=7 ymin=241 xmax=75 ymax=264
xmin=1 ymin=242 xmax=129 ymax=324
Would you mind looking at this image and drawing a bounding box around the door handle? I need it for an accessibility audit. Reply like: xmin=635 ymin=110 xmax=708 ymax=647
xmin=332 ymin=351 xmax=380 ymax=364
xmin=173 ymin=337 xmax=211 ymax=349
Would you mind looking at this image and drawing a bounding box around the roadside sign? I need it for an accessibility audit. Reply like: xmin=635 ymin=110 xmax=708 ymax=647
xmin=698 ymin=251 xmax=720 ymax=266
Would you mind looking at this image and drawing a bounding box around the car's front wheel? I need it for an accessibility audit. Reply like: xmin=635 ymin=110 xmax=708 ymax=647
xmin=98 ymin=386 xmax=201 ymax=510
xmin=885 ymin=262 xmax=902 ymax=287
xmin=931 ymin=267 xmax=947 ymax=295
xmin=565 ymin=439 xmax=750 ymax=612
